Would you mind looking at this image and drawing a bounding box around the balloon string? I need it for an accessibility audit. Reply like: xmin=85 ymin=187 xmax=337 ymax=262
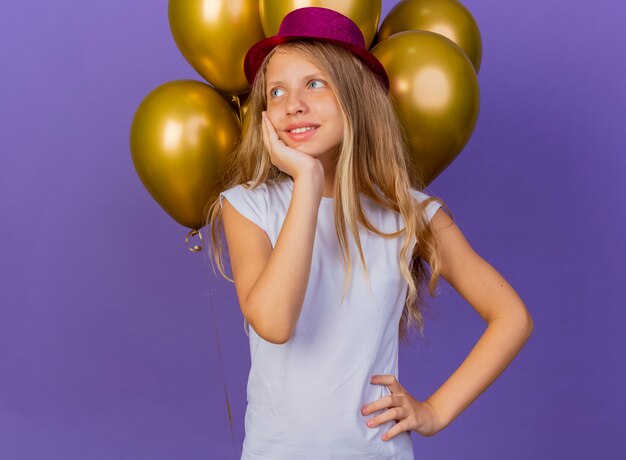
xmin=208 ymin=281 xmax=238 ymax=458
xmin=231 ymin=95 xmax=243 ymax=125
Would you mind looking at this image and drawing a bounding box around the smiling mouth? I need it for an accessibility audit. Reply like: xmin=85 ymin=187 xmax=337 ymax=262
xmin=285 ymin=126 xmax=319 ymax=141
xmin=288 ymin=126 xmax=318 ymax=134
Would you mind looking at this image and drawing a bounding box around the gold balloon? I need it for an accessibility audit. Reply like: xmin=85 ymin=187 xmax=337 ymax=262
xmin=130 ymin=80 xmax=240 ymax=230
xmin=377 ymin=0 xmax=482 ymax=73
xmin=371 ymin=31 xmax=479 ymax=184
xmin=168 ymin=0 xmax=265 ymax=95
xmin=259 ymin=0 xmax=381 ymax=48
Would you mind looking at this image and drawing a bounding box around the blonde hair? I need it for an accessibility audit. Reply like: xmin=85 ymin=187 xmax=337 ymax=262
xmin=204 ymin=40 xmax=453 ymax=346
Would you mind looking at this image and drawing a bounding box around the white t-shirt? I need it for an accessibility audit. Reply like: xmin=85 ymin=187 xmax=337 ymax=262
xmin=219 ymin=178 xmax=442 ymax=460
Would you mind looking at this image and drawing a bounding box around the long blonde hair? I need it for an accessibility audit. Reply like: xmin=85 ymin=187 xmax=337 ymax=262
xmin=204 ymin=40 xmax=452 ymax=345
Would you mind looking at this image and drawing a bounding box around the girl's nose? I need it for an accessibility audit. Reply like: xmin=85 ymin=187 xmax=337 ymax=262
xmin=285 ymin=93 xmax=307 ymax=116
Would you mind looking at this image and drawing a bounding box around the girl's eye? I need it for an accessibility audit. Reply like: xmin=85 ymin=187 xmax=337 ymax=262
xmin=309 ymin=79 xmax=326 ymax=89
xmin=269 ymin=80 xmax=326 ymax=98
xmin=270 ymin=88 xmax=284 ymax=97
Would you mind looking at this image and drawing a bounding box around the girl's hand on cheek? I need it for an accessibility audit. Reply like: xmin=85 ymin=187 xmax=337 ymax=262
xmin=361 ymin=375 xmax=443 ymax=440
xmin=261 ymin=111 xmax=323 ymax=181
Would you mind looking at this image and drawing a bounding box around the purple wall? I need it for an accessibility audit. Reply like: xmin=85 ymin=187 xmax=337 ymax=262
xmin=1 ymin=0 xmax=623 ymax=458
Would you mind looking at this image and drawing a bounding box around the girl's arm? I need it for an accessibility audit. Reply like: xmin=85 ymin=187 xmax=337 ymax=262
xmin=423 ymin=208 xmax=534 ymax=432
xmin=242 ymin=169 xmax=324 ymax=344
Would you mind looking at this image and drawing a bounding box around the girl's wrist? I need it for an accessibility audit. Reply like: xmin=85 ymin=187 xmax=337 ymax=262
xmin=423 ymin=400 xmax=445 ymax=435
xmin=293 ymin=161 xmax=324 ymax=181
xmin=293 ymin=166 xmax=324 ymax=196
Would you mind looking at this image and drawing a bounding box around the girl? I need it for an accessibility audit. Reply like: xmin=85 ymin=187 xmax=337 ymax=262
xmin=205 ymin=7 xmax=533 ymax=460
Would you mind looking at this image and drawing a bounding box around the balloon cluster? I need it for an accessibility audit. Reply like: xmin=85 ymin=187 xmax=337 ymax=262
xmin=130 ymin=0 xmax=481 ymax=240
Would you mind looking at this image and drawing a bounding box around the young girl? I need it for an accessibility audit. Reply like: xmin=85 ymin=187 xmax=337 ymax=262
xmin=205 ymin=7 xmax=533 ymax=460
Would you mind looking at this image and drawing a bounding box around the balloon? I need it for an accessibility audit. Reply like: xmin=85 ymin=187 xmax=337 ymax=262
xmin=130 ymin=80 xmax=240 ymax=230
xmin=259 ymin=0 xmax=381 ymax=48
xmin=377 ymin=0 xmax=482 ymax=73
xmin=371 ymin=31 xmax=479 ymax=184
xmin=168 ymin=0 xmax=265 ymax=95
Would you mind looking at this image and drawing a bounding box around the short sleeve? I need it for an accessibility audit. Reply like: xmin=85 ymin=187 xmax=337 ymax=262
xmin=411 ymin=188 xmax=442 ymax=223
xmin=219 ymin=183 xmax=268 ymax=233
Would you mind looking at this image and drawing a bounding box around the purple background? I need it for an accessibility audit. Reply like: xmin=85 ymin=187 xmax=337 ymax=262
xmin=1 ymin=0 xmax=624 ymax=458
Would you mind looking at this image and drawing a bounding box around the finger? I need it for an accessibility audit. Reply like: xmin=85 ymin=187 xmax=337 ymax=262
xmin=261 ymin=114 xmax=271 ymax=152
xmin=264 ymin=114 xmax=282 ymax=143
xmin=262 ymin=114 xmax=279 ymax=150
xmin=362 ymin=394 xmax=394 ymax=416
xmin=371 ymin=374 xmax=401 ymax=394
xmin=371 ymin=375 xmax=396 ymax=385
xmin=381 ymin=421 xmax=407 ymax=442
xmin=366 ymin=405 xmax=402 ymax=428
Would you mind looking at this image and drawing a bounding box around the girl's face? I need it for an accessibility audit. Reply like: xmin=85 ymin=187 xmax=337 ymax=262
xmin=264 ymin=49 xmax=344 ymax=160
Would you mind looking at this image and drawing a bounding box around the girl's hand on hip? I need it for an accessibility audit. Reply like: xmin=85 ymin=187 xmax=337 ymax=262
xmin=261 ymin=111 xmax=323 ymax=181
xmin=361 ymin=374 xmax=443 ymax=440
